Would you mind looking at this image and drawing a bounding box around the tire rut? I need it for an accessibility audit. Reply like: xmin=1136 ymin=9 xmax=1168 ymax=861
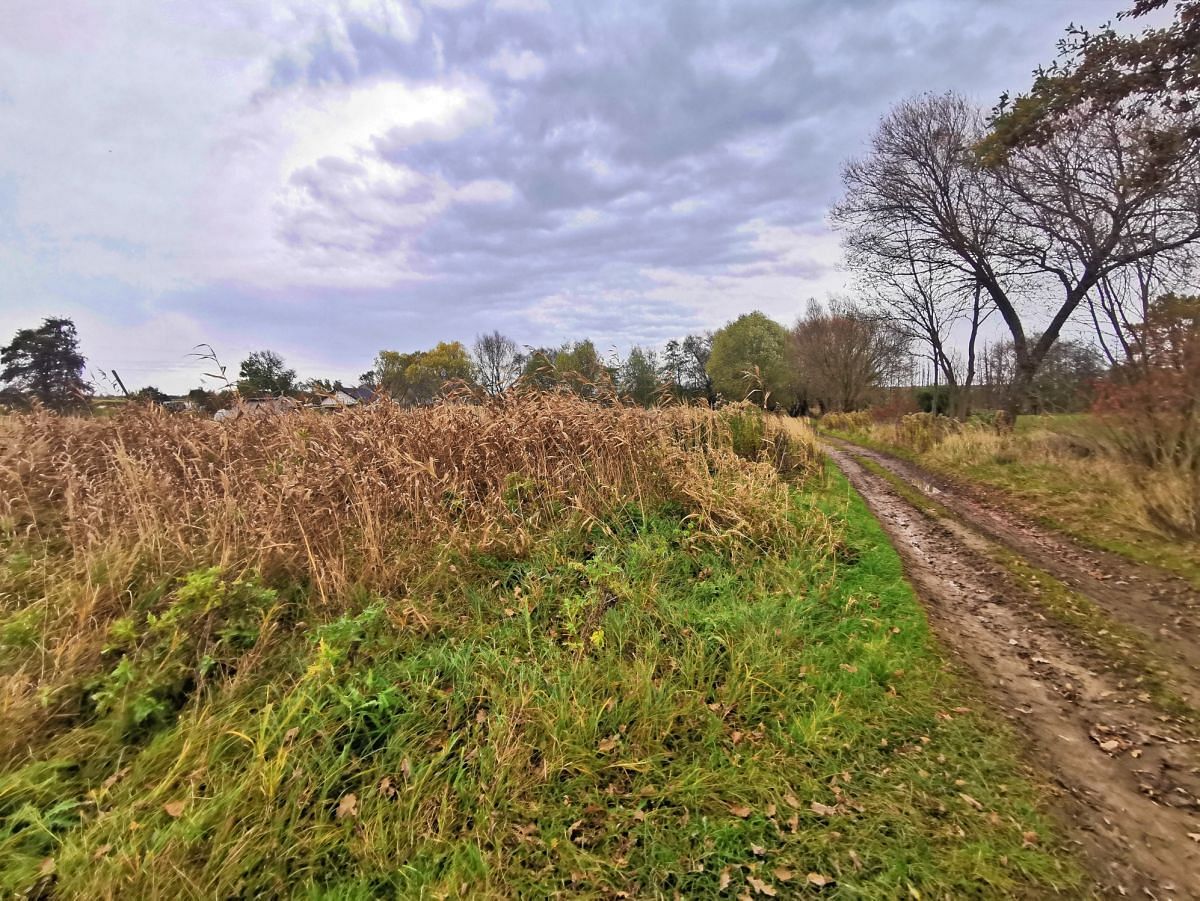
xmin=825 ymin=441 xmax=1200 ymax=899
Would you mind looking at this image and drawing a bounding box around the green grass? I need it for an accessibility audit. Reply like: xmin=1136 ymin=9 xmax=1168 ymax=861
xmin=949 ymin=457 xmax=1200 ymax=588
xmin=0 ymin=472 xmax=1081 ymax=898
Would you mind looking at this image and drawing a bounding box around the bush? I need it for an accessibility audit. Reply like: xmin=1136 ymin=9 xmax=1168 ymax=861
xmin=821 ymin=411 xmax=872 ymax=435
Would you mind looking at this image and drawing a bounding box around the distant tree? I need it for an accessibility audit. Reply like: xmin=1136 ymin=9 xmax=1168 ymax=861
xmin=472 ymin=331 xmax=525 ymax=395
xmin=791 ymin=300 xmax=910 ymax=413
xmin=135 ymin=386 xmax=171 ymax=404
xmin=404 ymin=341 xmax=475 ymax=403
xmin=371 ymin=342 xmax=474 ymax=405
xmin=661 ymin=334 xmax=716 ymax=404
xmin=519 ymin=348 xmax=559 ymax=390
xmin=520 ymin=340 xmax=608 ymax=395
xmin=620 ymin=346 xmax=659 ymax=406
xmin=0 ymin=317 xmax=91 ymax=410
xmin=707 ymin=312 xmax=794 ymax=409
xmin=1026 ymin=338 xmax=1106 ymax=414
xmin=186 ymin=387 xmax=229 ymax=414
xmin=237 ymin=350 xmax=296 ymax=396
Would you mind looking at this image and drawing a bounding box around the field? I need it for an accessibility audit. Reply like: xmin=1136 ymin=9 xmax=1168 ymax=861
xmin=0 ymin=398 xmax=1078 ymax=897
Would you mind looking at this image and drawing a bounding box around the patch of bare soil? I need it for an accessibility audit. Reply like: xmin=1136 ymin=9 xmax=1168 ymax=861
xmin=825 ymin=440 xmax=1200 ymax=899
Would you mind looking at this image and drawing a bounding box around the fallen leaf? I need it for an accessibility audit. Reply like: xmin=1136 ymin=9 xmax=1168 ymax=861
xmin=282 ymin=726 xmax=300 ymax=744
xmin=772 ymin=867 xmax=794 ymax=881
xmin=729 ymin=804 xmax=752 ymax=818
xmin=101 ymin=767 xmax=130 ymax=792
xmin=719 ymin=867 xmax=732 ymax=891
xmin=163 ymin=800 xmax=186 ymax=818
xmin=783 ymin=792 xmax=801 ymax=808
xmin=1099 ymin=739 xmax=1120 ymax=753
xmin=747 ymin=876 xmax=777 ymax=896
xmin=1022 ymin=830 xmax=1039 ymax=848
xmin=475 ymin=708 xmax=488 ymax=724
xmin=92 ymin=844 xmax=113 ymax=861
xmin=959 ymin=793 xmax=983 ymax=811
xmin=731 ymin=730 xmax=744 ymax=744
xmin=750 ymin=843 xmax=765 ymax=856
xmin=336 ymin=792 xmax=358 ymax=819
xmin=764 ymin=802 xmax=776 ymax=817
xmin=401 ymin=757 xmax=412 ymax=781
xmin=839 ymin=664 xmax=858 ymax=673
xmin=848 ymin=849 xmax=863 ymax=871
xmin=1188 ymin=832 xmax=1200 ymax=843
xmin=378 ymin=777 xmax=396 ymax=799
xmin=598 ymin=736 xmax=619 ymax=753
xmin=38 ymin=858 xmax=55 ymax=877
xmin=810 ymin=801 xmax=838 ymax=816
xmin=806 ymin=872 xmax=832 ymax=887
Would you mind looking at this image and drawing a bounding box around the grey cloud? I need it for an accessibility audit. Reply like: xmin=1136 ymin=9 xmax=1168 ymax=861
xmin=2 ymin=0 xmax=1110 ymax=391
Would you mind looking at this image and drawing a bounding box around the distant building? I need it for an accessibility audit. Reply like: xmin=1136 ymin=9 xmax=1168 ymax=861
xmin=214 ymin=396 xmax=300 ymax=421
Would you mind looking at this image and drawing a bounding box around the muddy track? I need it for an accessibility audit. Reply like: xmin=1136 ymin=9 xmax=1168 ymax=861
xmin=824 ymin=439 xmax=1200 ymax=899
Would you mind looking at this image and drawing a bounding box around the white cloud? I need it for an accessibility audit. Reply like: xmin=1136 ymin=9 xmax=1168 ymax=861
xmin=490 ymin=0 xmax=550 ymax=13
xmin=487 ymin=46 xmax=546 ymax=80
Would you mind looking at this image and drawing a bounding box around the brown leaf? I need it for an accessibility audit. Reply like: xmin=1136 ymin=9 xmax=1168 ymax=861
xmin=839 ymin=664 xmax=858 ymax=673
xmin=1021 ymin=830 xmax=1039 ymax=848
xmin=92 ymin=844 xmax=113 ymax=861
xmin=282 ymin=726 xmax=300 ymax=745
xmin=163 ymin=800 xmax=186 ymax=818
xmin=101 ymin=766 xmax=130 ymax=791
xmin=336 ymin=792 xmax=358 ymax=819
xmin=782 ymin=792 xmax=801 ymax=808
xmin=718 ymin=867 xmax=733 ymax=891
xmin=750 ymin=843 xmax=765 ymax=856
xmin=38 ymin=858 xmax=56 ymax=877
xmin=378 ymin=776 xmax=397 ymax=799
xmin=401 ymin=757 xmax=413 ymax=781
xmin=475 ymin=708 xmax=488 ymax=724
xmin=598 ymin=736 xmax=619 ymax=753
xmin=848 ymin=849 xmax=863 ymax=871
xmin=729 ymin=803 xmax=752 ymax=818
xmin=746 ymin=876 xmax=777 ymax=896
xmin=764 ymin=802 xmax=776 ymax=817
xmin=810 ymin=801 xmax=838 ymax=816
xmin=807 ymin=872 xmax=832 ymax=887
xmin=958 ymin=793 xmax=983 ymax=811
xmin=772 ymin=867 xmax=794 ymax=881
xmin=731 ymin=730 xmax=744 ymax=745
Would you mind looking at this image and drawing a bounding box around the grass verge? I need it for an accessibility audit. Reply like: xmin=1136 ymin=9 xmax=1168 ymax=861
xmin=0 ymin=487 xmax=1081 ymax=896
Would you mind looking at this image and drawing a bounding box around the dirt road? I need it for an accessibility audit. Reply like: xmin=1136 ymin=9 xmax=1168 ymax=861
xmin=825 ymin=438 xmax=1200 ymax=899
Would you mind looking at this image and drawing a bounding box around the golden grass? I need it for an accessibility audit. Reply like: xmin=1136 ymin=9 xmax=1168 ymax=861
xmin=0 ymin=393 xmax=827 ymax=760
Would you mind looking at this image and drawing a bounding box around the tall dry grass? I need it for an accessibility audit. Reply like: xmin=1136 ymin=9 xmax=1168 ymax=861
xmin=0 ymin=393 xmax=827 ymax=758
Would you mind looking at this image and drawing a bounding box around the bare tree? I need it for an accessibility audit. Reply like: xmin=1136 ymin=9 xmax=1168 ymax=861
xmin=472 ymin=331 xmax=525 ymax=396
xmin=834 ymin=92 xmax=1200 ymax=417
xmin=854 ymin=220 xmax=993 ymax=413
xmin=791 ymin=300 xmax=910 ymax=413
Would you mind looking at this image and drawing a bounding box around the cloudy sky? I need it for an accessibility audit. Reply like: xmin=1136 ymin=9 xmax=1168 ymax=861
xmin=0 ymin=0 xmax=1110 ymax=392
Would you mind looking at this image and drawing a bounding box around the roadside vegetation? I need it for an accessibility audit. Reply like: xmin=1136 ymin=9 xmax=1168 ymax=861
xmin=822 ymin=407 xmax=1200 ymax=588
xmin=0 ymin=398 xmax=1079 ymax=897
